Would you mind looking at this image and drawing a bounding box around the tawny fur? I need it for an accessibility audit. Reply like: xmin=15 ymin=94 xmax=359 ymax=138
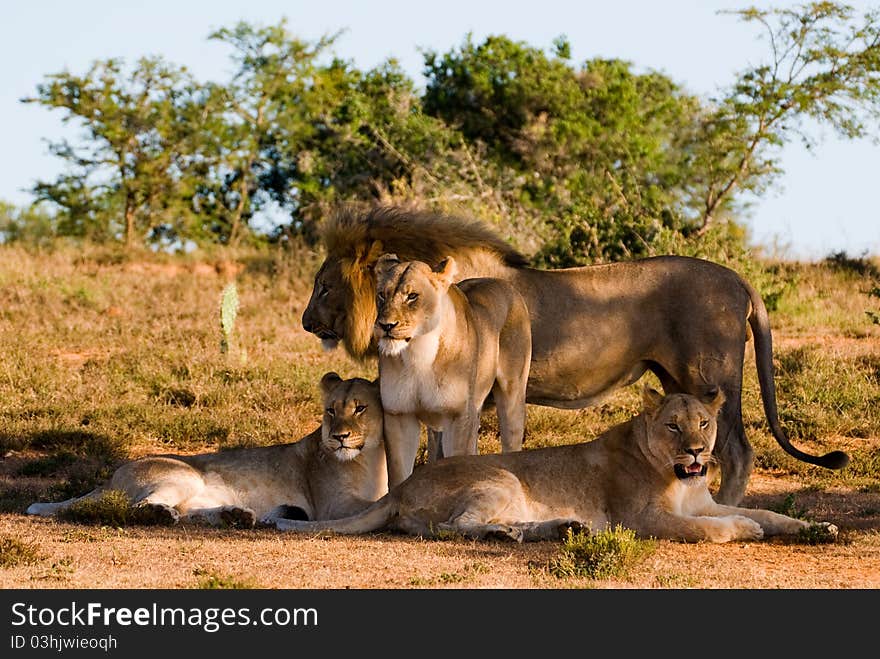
xmin=27 ymin=374 xmax=388 ymax=527
xmin=373 ymin=254 xmax=531 ymax=486
xmin=269 ymin=389 xmax=838 ymax=544
xmin=301 ymin=203 xmax=849 ymax=505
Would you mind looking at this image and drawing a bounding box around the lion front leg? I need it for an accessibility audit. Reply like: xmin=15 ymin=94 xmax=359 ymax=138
xmin=635 ymin=510 xmax=764 ymax=543
xmin=702 ymin=502 xmax=838 ymax=539
xmin=384 ymin=413 xmax=422 ymax=487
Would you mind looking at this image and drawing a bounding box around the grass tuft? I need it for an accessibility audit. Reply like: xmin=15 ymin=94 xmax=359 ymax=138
xmin=193 ymin=568 xmax=257 ymax=589
xmin=0 ymin=536 xmax=42 ymax=568
xmin=55 ymin=490 xmax=133 ymax=526
xmin=17 ymin=451 xmax=78 ymax=477
xmin=548 ymin=525 xmax=654 ymax=580
xmin=795 ymin=523 xmax=840 ymax=546
xmin=769 ymin=493 xmax=807 ymax=519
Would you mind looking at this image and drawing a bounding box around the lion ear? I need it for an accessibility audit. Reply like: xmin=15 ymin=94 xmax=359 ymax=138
xmin=320 ymin=371 xmax=343 ymax=396
xmin=374 ymin=253 xmax=400 ymax=280
xmin=359 ymin=240 xmax=384 ymax=267
xmin=433 ymin=256 xmax=458 ymax=286
xmin=700 ymin=385 xmax=726 ymax=415
xmin=355 ymin=240 xmax=384 ymax=268
xmin=642 ymin=387 xmax=664 ymax=414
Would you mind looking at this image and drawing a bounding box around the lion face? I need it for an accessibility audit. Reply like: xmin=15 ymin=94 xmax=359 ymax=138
xmin=302 ymin=260 xmax=349 ymax=352
xmin=372 ymin=254 xmax=458 ymax=357
xmin=319 ymin=372 xmax=384 ymax=462
xmin=641 ymin=388 xmax=725 ymax=485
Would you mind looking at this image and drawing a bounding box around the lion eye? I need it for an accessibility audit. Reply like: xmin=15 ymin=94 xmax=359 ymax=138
xmin=318 ymin=284 xmax=330 ymax=298
xmin=699 ymin=419 xmax=709 ymax=429
xmin=377 ymin=293 xmax=385 ymax=304
xmin=406 ymin=292 xmax=419 ymax=303
xmin=325 ymin=407 xmax=335 ymax=417
xmin=354 ymin=404 xmax=367 ymax=414
xmin=665 ymin=423 xmax=680 ymax=433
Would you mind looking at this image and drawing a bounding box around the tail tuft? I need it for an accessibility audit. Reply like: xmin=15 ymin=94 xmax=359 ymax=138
xmin=819 ymin=450 xmax=850 ymax=470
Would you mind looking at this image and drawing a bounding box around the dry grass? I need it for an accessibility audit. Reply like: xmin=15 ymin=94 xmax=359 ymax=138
xmin=0 ymin=244 xmax=878 ymax=588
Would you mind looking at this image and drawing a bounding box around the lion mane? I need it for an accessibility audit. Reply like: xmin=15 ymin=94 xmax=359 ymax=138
xmin=324 ymin=204 xmax=529 ymax=358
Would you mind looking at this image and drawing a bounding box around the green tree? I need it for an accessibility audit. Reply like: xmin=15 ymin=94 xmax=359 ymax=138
xmin=422 ymin=34 xmax=710 ymax=262
xmin=0 ymin=200 xmax=56 ymax=247
xmin=691 ymin=1 xmax=880 ymax=232
xmin=205 ymin=21 xmax=344 ymax=245
xmin=23 ymin=57 xmax=205 ymax=248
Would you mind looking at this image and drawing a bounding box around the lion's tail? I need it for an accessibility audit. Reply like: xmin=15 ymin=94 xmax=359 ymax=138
xmin=25 ymin=487 xmax=106 ymax=517
xmin=274 ymin=495 xmax=398 ymax=535
xmin=745 ymin=280 xmax=849 ymax=469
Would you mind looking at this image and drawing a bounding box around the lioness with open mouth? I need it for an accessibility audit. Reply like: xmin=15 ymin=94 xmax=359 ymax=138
xmin=27 ymin=373 xmax=387 ymax=527
xmin=269 ymin=388 xmax=837 ymax=543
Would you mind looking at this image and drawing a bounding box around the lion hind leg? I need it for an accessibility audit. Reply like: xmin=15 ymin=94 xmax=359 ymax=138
xmin=436 ymin=475 xmax=532 ymax=541
xmin=513 ymin=519 xmax=589 ymax=542
xmin=440 ymin=411 xmax=480 ymax=458
xmin=491 ymin=378 xmax=526 ymax=453
xmin=426 ymin=429 xmax=444 ymax=463
xmin=438 ymin=517 xmax=524 ymax=543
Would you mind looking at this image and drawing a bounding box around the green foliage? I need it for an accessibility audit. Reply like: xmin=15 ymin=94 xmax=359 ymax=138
xmin=769 ymin=493 xmax=808 ymax=519
xmin=56 ymin=490 xmax=134 ymax=526
xmin=0 ymin=536 xmax=42 ymax=568
xmin=23 ymin=58 xmax=210 ymax=248
xmin=193 ymin=568 xmax=258 ymax=589
xmin=17 ymin=451 xmax=77 ymax=477
xmin=0 ymin=200 xmax=57 ymax=247
xmin=691 ymin=2 xmax=880 ymax=230
xmin=824 ymin=251 xmax=880 ymax=279
xmin=18 ymin=3 xmax=880 ymax=260
xmin=795 ymin=523 xmax=840 ymax=545
xmin=548 ymin=525 xmax=654 ymax=580
xmin=53 ymin=490 xmax=179 ymax=527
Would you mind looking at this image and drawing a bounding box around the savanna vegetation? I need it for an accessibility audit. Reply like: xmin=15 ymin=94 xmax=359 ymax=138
xmin=1 ymin=2 xmax=879 ymax=588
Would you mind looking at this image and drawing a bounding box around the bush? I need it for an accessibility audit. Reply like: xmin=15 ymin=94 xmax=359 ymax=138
xmin=548 ymin=524 xmax=654 ymax=579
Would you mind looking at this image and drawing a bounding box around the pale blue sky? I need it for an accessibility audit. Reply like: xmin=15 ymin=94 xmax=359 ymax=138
xmin=2 ymin=1 xmax=878 ymax=258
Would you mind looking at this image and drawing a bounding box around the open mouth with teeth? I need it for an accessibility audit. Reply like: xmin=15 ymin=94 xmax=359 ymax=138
xmin=674 ymin=463 xmax=708 ymax=480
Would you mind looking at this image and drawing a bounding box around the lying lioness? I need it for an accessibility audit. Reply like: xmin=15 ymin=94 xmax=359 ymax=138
xmin=373 ymin=253 xmax=532 ymax=487
xmin=269 ymin=388 xmax=837 ymax=543
xmin=27 ymin=373 xmax=387 ymax=527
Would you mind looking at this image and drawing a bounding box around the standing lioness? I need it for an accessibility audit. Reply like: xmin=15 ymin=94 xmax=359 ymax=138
xmin=269 ymin=388 xmax=837 ymax=544
xmin=27 ymin=373 xmax=387 ymax=527
xmin=373 ymin=253 xmax=532 ymax=486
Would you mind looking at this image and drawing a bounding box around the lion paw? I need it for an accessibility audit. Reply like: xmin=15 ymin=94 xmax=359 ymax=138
xmin=220 ymin=506 xmax=256 ymax=529
xmin=134 ymin=502 xmax=180 ymax=526
xmin=802 ymin=521 xmax=839 ymax=543
xmin=556 ymin=520 xmax=585 ymax=540
xmin=486 ymin=524 xmax=524 ymax=543
xmin=731 ymin=515 xmax=764 ymax=541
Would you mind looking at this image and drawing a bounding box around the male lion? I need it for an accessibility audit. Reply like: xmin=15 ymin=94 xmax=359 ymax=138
xmin=27 ymin=373 xmax=387 ymax=526
xmin=301 ymin=205 xmax=849 ymax=504
xmin=373 ymin=253 xmax=531 ymax=485
xmin=268 ymin=388 xmax=838 ymax=544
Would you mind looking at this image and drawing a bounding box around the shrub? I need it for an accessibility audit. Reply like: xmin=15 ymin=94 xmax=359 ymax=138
xmin=548 ymin=524 xmax=654 ymax=579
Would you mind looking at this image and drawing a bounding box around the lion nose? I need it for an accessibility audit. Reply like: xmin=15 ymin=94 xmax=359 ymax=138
xmin=332 ymin=432 xmax=351 ymax=444
xmin=378 ymin=321 xmax=398 ymax=333
xmin=685 ymin=447 xmax=704 ymax=458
